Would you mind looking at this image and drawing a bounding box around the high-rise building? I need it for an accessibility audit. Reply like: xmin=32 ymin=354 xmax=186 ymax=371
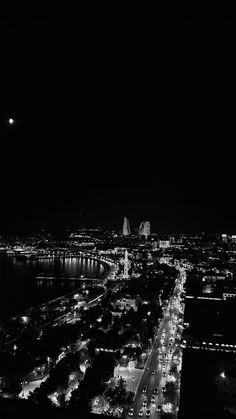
xmin=138 ymin=221 xmax=150 ymax=239
xmin=122 ymin=217 xmax=131 ymax=236
xmin=231 ymin=235 xmax=236 ymax=244
xmin=222 ymin=234 xmax=228 ymax=243
xmin=123 ymin=250 xmax=129 ymax=279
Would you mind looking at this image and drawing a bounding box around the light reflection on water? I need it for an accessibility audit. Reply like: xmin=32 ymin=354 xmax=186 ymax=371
xmin=0 ymin=255 xmax=105 ymax=316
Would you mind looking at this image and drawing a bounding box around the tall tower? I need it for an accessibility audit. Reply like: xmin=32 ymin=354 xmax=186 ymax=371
xmin=222 ymin=234 xmax=227 ymax=243
xmin=139 ymin=221 xmax=150 ymax=239
xmin=123 ymin=250 xmax=129 ymax=279
xmin=122 ymin=217 xmax=131 ymax=236
xmin=139 ymin=222 xmax=145 ymax=236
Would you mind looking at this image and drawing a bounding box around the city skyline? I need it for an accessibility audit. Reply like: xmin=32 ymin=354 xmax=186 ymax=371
xmin=1 ymin=3 xmax=236 ymax=419
xmin=1 ymin=226 xmax=236 ymax=418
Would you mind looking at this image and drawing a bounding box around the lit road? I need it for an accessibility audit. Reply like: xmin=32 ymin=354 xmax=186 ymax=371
xmin=19 ymin=375 xmax=48 ymax=399
xmin=129 ymin=268 xmax=186 ymax=419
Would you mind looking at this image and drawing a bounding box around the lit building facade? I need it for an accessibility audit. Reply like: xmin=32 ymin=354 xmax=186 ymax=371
xmin=231 ymin=235 xmax=236 ymax=244
xmin=138 ymin=221 xmax=150 ymax=238
xmin=222 ymin=234 xmax=228 ymax=243
xmin=159 ymin=240 xmax=170 ymax=248
xmin=122 ymin=217 xmax=131 ymax=236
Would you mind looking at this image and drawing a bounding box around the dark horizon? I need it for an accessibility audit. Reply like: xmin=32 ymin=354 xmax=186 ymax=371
xmin=1 ymin=3 xmax=235 ymax=235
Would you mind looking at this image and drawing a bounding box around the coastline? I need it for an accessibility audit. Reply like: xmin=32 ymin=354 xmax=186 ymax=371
xmin=0 ymin=255 xmax=111 ymax=319
xmin=3 ymin=256 xmax=113 ymax=345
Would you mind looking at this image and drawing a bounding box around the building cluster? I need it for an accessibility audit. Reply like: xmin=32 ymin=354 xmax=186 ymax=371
xmin=1 ymin=227 xmax=236 ymax=417
xmin=122 ymin=217 xmax=150 ymax=239
xmin=178 ymin=234 xmax=236 ymax=417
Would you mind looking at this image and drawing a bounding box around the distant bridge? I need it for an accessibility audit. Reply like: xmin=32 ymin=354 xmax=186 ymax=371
xmin=35 ymin=276 xmax=101 ymax=282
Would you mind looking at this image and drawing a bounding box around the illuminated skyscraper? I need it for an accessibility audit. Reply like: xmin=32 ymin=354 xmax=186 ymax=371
xmin=123 ymin=250 xmax=129 ymax=279
xmin=232 ymin=235 xmax=236 ymax=244
xmin=122 ymin=217 xmax=131 ymax=236
xmin=139 ymin=221 xmax=150 ymax=239
xmin=138 ymin=222 xmax=144 ymax=236
xmin=222 ymin=234 xmax=227 ymax=243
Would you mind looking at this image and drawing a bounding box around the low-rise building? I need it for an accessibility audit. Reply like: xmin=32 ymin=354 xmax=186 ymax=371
xmin=112 ymin=297 xmax=137 ymax=312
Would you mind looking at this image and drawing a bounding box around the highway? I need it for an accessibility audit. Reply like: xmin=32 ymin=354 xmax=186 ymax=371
xmin=129 ymin=268 xmax=186 ymax=419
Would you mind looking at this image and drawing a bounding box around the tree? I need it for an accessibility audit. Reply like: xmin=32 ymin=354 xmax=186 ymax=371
xmin=57 ymin=392 xmax=68 ymax=408
xmin=102 ymin=310 xmax=113 ymax=328
xmin=28 ymin=387 xmax=53 ymax=408
xmin=169 ymin=364 xmax=177 ymax=375
xmin=160 ymin=413 xmax=175 ymax=419
xmin=104 ymin=377 xmax=127 ymax=408
xmin=165 ymin=382 xmax=177 ymax=404
xmin=5 ymin=377 xmax=22 ymax=397
xmin=68 ymin=386 xmax=91 ymax=413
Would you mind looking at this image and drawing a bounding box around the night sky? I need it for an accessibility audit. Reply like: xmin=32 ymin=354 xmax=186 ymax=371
xmin=0 ymin=3 xmax=236 ymax=234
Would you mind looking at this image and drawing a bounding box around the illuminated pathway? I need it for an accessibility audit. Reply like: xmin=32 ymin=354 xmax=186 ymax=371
xmin=129 ymin=264 xmax=187 ymax=419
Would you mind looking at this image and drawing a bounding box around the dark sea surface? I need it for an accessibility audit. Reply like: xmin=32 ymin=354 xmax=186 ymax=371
xmin=0 ymin=254 xmax=106 ymax=317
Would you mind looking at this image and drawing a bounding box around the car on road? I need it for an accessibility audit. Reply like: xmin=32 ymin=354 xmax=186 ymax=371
xmin=153 ymin=387 xmax=158 ymax=394
xmin=163 ymin=371 xmax=166 ymax=377
xmin=128 ymin=408 xmax=134 ymax=416
xmin=151 ymin=369 xmax=156 ymax=375
xmin=151 ymin=395 xmax=156 ymax=404
xmin=156 ymin=405 xmax=162 ymax=412
xmin=142 ymin=386 xmax=147 ymax=393
xmin=142 ymin=399 xmax=147 ymax=407
xmin=162 ymin=386 xmax=166 ymax=393
xmin=139 ymin=409 xmax=143 ymax=417
xmin=146 ymin=409 xmax=151 ymax=417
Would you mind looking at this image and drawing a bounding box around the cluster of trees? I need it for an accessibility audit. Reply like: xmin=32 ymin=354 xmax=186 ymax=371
xmin=169 ymin=364 xmax=178 ymax=376
xmin=4 ymin=317 xmax=92 ymax=376
xmin=86 ymin=301 xmax=159 ymax=355
xmin=120 ymin=262 xmax=178 ymax=304
xmin=28 ymin=351 xmax=83 ymax=406
xmin=68 ymin=352 xmax=116 ymax=413
xmin=29 ymin=322 xmax=86 ymax=359
xmin=104 ymin=377 xmax=133 ymax=410
xmin=0 ymin=376 xmax=23 ymax=397
xmin=160 ymin=413 xmax=176 ymax=419
xmin=164 ymin=381 xmax=177 ymax=405
xmin=88 ymin=326 xmax=139 ymax=354
xmin=0 ymin=329 xmax=43 ymax=375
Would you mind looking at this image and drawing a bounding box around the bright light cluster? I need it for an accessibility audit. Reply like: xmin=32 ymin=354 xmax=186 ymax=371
xmin=167 ymin=374 xmax=176 ymax=382
xmin=162 ymin=403 xmax=173 ymax=413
